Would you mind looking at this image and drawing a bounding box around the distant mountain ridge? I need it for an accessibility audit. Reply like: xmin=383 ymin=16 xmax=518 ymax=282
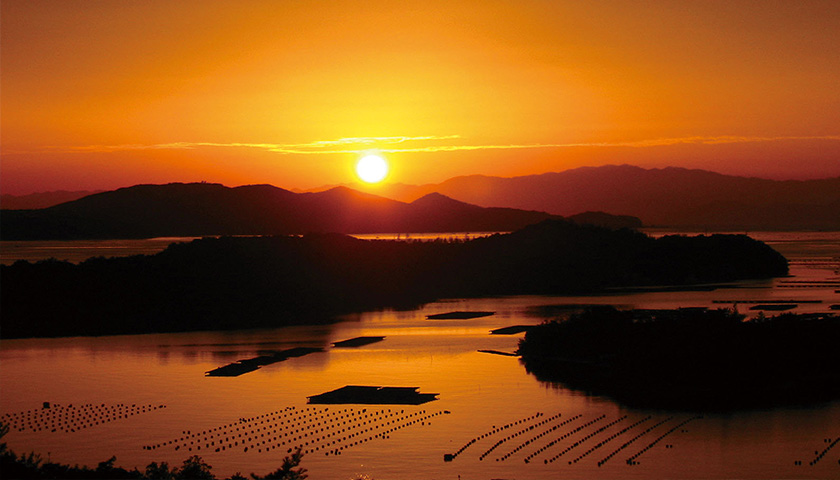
xmin=1 ymin=190 xmax=104 ymax=210
xmin=2 ymin=183 xmax=637 ymax=240
xmin=304 ymin=165 xmax=840 ymax=230
xmin=7 ymin=165 xmax=837 ymax=230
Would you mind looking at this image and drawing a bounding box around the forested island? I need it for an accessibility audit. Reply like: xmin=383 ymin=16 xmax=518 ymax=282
xmin=517 ymin=306 xmax=840 ymax=409
xmin=0 ymin=220 xmax=787 ymax=338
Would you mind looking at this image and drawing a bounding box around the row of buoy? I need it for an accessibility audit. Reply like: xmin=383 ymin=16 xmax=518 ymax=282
xmin=4 ymin=403 xmax=165 ymax=433
xmin=597 ymin=417 xmax=673 ymax=466
xmin=589 ymin=416 xmax=653 ymax=466
xmin=297 ymin=410 xmax=436 ymax=455
xmin=497 ymin=414 xmax=580 ymax=462
xmin=5 ymin=403 xmax=160 ymax=423
xmin=569 ymin=416 xmax=652 ymax=465
xmin=520 ymin=414 xmax=606 ymax=463
xmin=146 ymin=406 xmax=312 ymax=451
xmin=250 ymin=409 xmax=441 ymax=456
xmin=515 ymin=416 xmax=582 ymax=463
xmin=800 ymin=436 xmax=839 ymax=466
xmin=479 ymin=412 xmax=564 ymax=460
xmin=544 ymin=415 xmax=628 ymax=464
xmin=625 ymin=416 xmax=700 ymax=465
xmin=146 ymin=406 xmax=359 ymax=450
xmin=445 ymin=412 xmax=544 ymax=461
xmin=145 ymin=407 xmax=446 ymax=457
xmin=320 ymin=411 xmax=443 ymax=457
xmin=491 ymin=414 xmax=571 ymax=462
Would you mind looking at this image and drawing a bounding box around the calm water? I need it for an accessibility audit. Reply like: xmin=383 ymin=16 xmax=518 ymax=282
xmin=0 ymin=237 xmax=202 ymax=265
xmin=1 ymin=231 xmax=839 ymax=479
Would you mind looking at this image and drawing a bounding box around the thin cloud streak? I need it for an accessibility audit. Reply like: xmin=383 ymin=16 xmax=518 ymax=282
xmin=38 ymin=134 xmax=840 ymax=156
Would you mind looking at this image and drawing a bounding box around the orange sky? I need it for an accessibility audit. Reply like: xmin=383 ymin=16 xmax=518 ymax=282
xmin=2 ymin=0 xmax=839 ymax=195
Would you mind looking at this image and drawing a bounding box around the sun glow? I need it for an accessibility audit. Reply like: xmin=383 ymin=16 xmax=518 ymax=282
xmin=355 ymin=154 xmax=389 ymax=183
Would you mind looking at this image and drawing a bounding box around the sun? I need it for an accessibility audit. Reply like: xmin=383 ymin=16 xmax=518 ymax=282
xmin=355 ymin=154 xmax=389 ymax=183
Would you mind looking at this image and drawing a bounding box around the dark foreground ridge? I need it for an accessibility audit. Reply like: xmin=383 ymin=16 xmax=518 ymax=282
xmin=0 ymin=420 xmax=308 ymax=480
xmin=0 ymin=220 xmax=788 ymax=338
xmin=517 ymin=306 xmax=840 ymax=409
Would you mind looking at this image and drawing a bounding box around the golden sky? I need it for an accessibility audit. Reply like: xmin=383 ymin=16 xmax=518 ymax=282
xmin=2 ymin=0 xmax=839 ymax=194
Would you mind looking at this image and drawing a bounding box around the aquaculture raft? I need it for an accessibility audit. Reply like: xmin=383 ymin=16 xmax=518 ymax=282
xmin=307 ymin=386 xmax=438 ymax=405
xmin=205 ymin=347 xmax=323 ymax=377
xmin=426 ymin=311 xmax=495 ymax=320
xmin=490 ymin=325 xmax=533 ymax=335
xmin=331 ymin=336 xmax=385 ymax=348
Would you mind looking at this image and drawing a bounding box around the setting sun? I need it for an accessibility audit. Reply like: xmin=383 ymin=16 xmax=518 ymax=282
xmin=355 ymin=154 xmax=389 ymax=183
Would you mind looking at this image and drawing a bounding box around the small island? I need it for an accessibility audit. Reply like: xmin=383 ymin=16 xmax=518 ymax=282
xmin=517 ymin=306 xmax=840 ymax=409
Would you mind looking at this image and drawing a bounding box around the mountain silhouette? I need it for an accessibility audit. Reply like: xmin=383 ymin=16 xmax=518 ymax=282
xmin=0 ymin=190 xmax=104 ymax=209
xmin=2 ymin=182 xmax=624 ymax=240
xmin=323 ymin=165 xmax=840 ymax=230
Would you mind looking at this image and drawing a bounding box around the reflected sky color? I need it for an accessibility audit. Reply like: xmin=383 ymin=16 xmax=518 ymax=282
xmin=2 ymin=233 xmax=839 ymax=478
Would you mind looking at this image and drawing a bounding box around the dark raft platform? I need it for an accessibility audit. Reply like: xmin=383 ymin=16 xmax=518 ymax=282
xmin=205 ymin=347 xmax=323 ymax=377
xmin=490 ymin=325 xmax=534 ymax=335
xmin=477 ymin=349 xmax=519 ymax=357
xmin=307 ymin=386 xmax=438 ymax=405
xmin=331 ymin=336 xmax=385 ymax=348
xmin=426 ymin=311 xmax=495 ymax=320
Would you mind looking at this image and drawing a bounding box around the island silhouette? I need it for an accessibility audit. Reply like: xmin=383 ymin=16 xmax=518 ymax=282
xmin=1 ymin=219 xmax=787 ymax=338
xmin=517 ymin=306 xmax=840 ymax=409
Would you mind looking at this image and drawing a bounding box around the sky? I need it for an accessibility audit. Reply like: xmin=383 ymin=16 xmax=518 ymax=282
xmin=2 ymin=0 xmax=839 ymax=195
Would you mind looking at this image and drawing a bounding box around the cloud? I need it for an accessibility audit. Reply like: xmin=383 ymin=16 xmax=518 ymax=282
xmin=45 ymin=136 xmax=463 ymax=155
xmin=36 ymin=134 xmax=840 ymax=156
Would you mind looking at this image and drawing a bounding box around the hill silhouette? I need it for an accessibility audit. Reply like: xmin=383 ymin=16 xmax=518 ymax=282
xmin=6 ymin=165 xmax=839 ymax=231
xmin=0 ymin=183 xmax=575 ymax=240
xmin=329 ymin=165 xmax=840 ymax=230
xmin=0 ymin=219 xmax=787 ymax=338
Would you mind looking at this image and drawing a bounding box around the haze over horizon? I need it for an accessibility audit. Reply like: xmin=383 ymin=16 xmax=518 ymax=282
xmin=3 ymin=1 xmax=840 ymax=195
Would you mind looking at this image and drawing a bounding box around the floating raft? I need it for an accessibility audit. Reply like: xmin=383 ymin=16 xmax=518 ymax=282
xmin=490 ymin=325 xmax=534 ymax=335
xmin=206 ymin=347 xmax=323 ymax=377
xmin=749 ymin=304 xmax=797 ymax=311
xmin=478 ymin=349 xmax=520 ymax=357
xmin=307 ymin=386 xmax=438 ymax=405
xmin=332 ymin=336 xmax=385 ymax=348
xmin=426 ymin=311 xmax=495 ymax=320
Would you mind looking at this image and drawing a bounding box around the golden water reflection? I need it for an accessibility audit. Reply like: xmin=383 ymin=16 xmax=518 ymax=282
xmin=2 ymin=231 xmax=840 ymax=478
